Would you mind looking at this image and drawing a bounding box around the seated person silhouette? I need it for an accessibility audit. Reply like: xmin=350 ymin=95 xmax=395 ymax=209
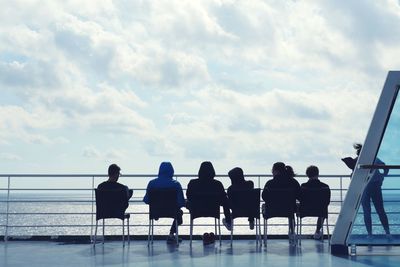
xmin=262 ymin=162 xmax=300 ymax=245
xmin=342 ymin=143 xmax=391 ymax=239
xmin=227 ymin=167 xmax=255 ymax=229
xmin=97 ymin=164 xmax=133 ymax=210
xmin=186 ymin=161 xmax=232 ymax=243
xmin=300 ymin=165 xmax=330 ymax=239
xmin=143 ymin=162 xmax=185 ymax=244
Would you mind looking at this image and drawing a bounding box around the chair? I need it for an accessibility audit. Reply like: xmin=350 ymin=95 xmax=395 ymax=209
xmin=262 ymin=188 xmax=297 ymax=246
xmin=296 ymin=187 xmax=330 ymax=245
xmin=188 ymin=192 xmax=222 ymax=246
xmin=93 ymin=189 xmax=130 ymax=247
xmin=229 ymin=189 xmax=262 ymax=246
xmin=147 ymin=188 xmax=180 ymax=246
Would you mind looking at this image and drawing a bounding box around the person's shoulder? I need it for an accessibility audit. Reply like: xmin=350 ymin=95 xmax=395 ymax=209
xmin=291 ymin=178 xmax=300 ymax=186
xmin=245 ymin=180 xmax=254 ymax=188
xmin=300 ymin=181 xmax=308 ymax=188
xmin=97 ymin=181 xmax=108 ymax=189
xmin=187 ymin=178 xmax=199 ymax=186
xmin=265 ymin=179 xmax=274 ymax=186
xmin=213 ymin=179 xmax=224 ymax=187
xmin=319 ymin=180 xmax=330 ymax=189
xmin=172 ymin=179 xmax=183 ymax=188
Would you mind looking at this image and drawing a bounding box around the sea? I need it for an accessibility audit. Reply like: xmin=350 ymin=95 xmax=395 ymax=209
xmin=0 ymin=175 xmax=398 ymax=237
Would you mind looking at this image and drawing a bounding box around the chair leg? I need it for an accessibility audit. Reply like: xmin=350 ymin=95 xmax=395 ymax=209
xmin=321 ymin=219 xmax=324 ymax=242
xmin=258 ymin=219 xmax=262 ymax=246
xmin=326 ymin=217 xmax=330 ymax=245
xmin=102 ymin=219 xmax=105 ymax=244
xmin=292 ymin=218 xmax=297 ymax=247
xmin=93 ymin=220 xmax=98 ymax=247
xmin=127 ymin=217 xmax=130 ymax=245
xmin=230 ymin=218 xmax=234 ymax=247
xmin=190 ymin=219 xmax=193 ymax=247
xmin=255 ymin=219 xmax=258 ymax=246
xmin=147 ymin=219 xmax=151 ymax=247
xmin=299 ymin=218 xmax=302 ymax=246
xmin=122 ymin=219 xmax=125 ymax=247
xmin=151 ymin=219 xmax=154 ymax=243
xmin=175 ymin=218 xmax=179 ymax=245
xmin=214 ymin=218 xmax=217 ymax=236
xmin=296 ymin=216 xmax=299 ymax=246
xmin=218 ymin=219 xmax=221 ymax=246
xmin=264 ymin=219 xmax=268 ymax=246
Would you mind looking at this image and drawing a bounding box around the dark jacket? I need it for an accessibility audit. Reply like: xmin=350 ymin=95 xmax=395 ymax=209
xmin=143 ymin=162 xmax=185 ymax=208
xmin=97 ymin=181 xmax=132 ymax=210
xmin=227 ymin=167 xmax=254 ymax=198
xmin=300 ymin=179 xmax=331 ymax=206
xmin=186 ymin=161 xmax=227 ymax=203
xmin=261 ymin=174 xmax=300 ymax=201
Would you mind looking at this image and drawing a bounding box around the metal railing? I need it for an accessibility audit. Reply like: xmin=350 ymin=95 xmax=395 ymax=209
xmin=0 ymin=173 xmax=397 ymax=241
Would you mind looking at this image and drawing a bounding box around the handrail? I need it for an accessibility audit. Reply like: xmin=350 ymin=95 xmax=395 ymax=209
xmin=0 ymin=173 xmax=396 ymax=240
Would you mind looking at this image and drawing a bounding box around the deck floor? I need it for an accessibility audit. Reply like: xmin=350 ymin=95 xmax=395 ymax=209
xmin=1 ymin=239 xmax=400 ymax=267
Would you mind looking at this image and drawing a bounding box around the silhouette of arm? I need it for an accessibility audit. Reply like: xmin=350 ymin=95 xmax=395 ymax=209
xmin=143 ymin=181 xmax=153 ymax=204
xmin=186 ymin=180 xmax=193 ymax=201
xmin=261 ymin=182 xmax=269 ymax=201
xmin=176 ymin=182 xmax=185 ymax=208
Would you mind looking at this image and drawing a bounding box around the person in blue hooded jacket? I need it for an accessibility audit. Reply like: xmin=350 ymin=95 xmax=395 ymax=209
xmin=143 ymin=162 xmax=185 ymax=243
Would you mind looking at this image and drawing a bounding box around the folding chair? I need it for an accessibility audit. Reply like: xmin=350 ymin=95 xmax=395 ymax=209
xmin=93 ymin=189 xmax=130 ymax=246
xmin=229 ymin=189 xmax=262 ymax=246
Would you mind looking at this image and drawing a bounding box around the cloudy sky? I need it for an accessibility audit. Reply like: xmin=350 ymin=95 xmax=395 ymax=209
xmin=1 ymin=0 xmax=400 ymax=175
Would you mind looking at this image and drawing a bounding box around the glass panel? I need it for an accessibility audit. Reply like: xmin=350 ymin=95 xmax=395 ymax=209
xmin=349 ymin=89 xmax=400 ymax=245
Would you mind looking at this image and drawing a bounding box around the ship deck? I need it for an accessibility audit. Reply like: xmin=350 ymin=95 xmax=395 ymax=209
xmin=1 ymin=239 xmax=399 ymax=267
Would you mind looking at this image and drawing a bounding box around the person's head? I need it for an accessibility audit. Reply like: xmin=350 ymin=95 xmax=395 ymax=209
xmin=228 ymin=167 xmax=245 ymax=185
xmin=353 ymin=143 xmax=362 ymax=156
xmin=306 ymin=165 xmax=319 ymax=180
xmin=108 ymin=164 xmax=121 ymax=182
xmin=285 ymin=165 xmax=296 ymax=179
xmin=272 ymin=162 xmax=286 ymax=176
xmin=198 ymin=161 xmax=215 ymax=180
xmin=158 ymin=162 xmax=174 ymax=179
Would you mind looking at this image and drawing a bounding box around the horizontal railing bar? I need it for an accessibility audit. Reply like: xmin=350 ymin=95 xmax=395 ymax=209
xmin=4 ymin=223 xmax=336 ymax=228
xmin=0 ymin=174 xmax=352 ymax=178
xmin=3 ymin=211 xmax=399 ymax=217
xmin=0 ymin=200 xmax=349 ymax=204
xmin=0 ymin=188 xmax=352 ymax=191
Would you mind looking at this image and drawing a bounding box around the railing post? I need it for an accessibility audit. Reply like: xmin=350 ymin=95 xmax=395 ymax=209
xmin=4 ymin=176 xmax=11 ymax=242
xmin=90 ymin=176 xmax=95 ymax=243
xmin=258 ymin=175 xmax=261 ymax=189
xmin=340 ymin=176 xmax=343 ymax=207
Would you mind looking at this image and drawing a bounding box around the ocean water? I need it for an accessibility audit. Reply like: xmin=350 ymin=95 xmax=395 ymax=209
xmin=1 ymin=191 xmax=398 ymax=237
xmin=0 ymin=192 xmax=344 ymax=236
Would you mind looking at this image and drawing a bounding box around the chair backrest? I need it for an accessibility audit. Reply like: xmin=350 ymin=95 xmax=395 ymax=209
xmin=148 ymin=188 xmax=179 ymax=220
xmin=188 ymin=192 xmax=221 ymax=220
xmin=95 ymin=189 xmax=129 ymax=221
xmin=230 ymin=189 xmax=261 ymax=219
xmin=298 ymin=187 xmax=330 ymax=218
xmin=263 ymin=188 xmax=297 ymax=219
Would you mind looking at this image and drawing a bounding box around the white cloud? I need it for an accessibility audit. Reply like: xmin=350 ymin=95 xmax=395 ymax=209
xmin=0 ymin=153 xmax=22 ymax=161
xmin=0 ymin=0 xmax=399 ymax=173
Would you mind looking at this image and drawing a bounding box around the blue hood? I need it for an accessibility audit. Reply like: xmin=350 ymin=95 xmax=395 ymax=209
xmin=158 ymin=162 xmax=174 ymax=179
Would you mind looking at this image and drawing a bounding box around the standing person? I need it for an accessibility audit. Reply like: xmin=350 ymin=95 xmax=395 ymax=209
xmin=262 ymin=162 xmax=300 ymax=244
xmin=342 ymin=143 xmax=391 ymax=238
xmin=227 ymin=167 xmax=255 ymax=229
xmin=300 ymin=165 xmax=331 ymax=239
xmin=186 ymin=161 xmax=232 ymax=233
xmin=143 ymin=162 xmax=185 ymax=243
xmin=97 ymin=164 xmax=133 ymax=211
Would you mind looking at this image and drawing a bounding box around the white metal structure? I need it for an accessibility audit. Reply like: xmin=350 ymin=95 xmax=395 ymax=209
xmin=330 ymin=71 xmax=400 ymax=255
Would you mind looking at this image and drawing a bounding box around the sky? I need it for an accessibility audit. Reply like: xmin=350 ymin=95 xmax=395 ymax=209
xmin=1 ymin=0 xmax=400 ymax=176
